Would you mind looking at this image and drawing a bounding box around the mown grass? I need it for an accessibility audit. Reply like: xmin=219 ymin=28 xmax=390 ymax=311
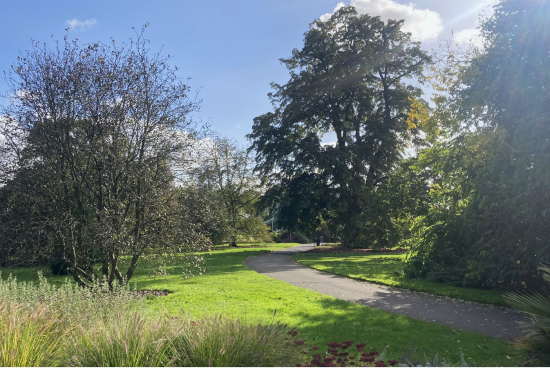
xmin=1 ymin=243 xmax=522 ymax=366
xmin=293 ymin=252 xmax=506 ymax=306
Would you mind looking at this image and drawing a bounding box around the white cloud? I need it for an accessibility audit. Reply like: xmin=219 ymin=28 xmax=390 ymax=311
xmin=321 ymin=0 xmax=444 ymax=42
xmin=453 ymin=27 xmax=483 ymax=48
xmin=320 ymin=2 xmax=346 ymax=22
xmin=66 ymin=18 xmax=98 ymax=31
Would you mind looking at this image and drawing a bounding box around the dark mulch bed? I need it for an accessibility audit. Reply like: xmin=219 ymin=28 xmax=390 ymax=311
xmin=308 ymin=246 xmax=408 ymax=254
xmin=133 ymin=289 xmax=171 ymax=297
xmin=210 ymin=244 xmax=268 ymax=251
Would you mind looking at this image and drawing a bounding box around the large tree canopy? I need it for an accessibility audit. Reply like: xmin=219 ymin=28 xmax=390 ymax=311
xmin=248 ymin=6 xmax=431 ymax=247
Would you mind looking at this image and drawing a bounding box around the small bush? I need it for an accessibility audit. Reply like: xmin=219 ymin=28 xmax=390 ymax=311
xmin=0 ymin=272 xmax=143 ymax=328
xmin=505 ymin=265 xmax=550 ymax=366
xmin=0 ymin=303 xmax=67 ymax=367
xmin=299 ymin=339 xmax=473 ymax=367
xmin=67 ymin=312 xmax=174 ymax=367
xmin=171 ymin=314 xmax=305 ymax=367
xmin=49 ymin=259 xmax=70 ymax=275
xmin=0 ymin=273 xmax=305 ymax=366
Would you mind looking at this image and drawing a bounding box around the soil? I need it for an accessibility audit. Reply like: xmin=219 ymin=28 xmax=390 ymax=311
xmin=308 ymin=245 xmax=408 ymax=254
xmin=210 ymin=245 xmax=268 ymax=250
xmin=132 ymin=289 xmax=171 ymax=297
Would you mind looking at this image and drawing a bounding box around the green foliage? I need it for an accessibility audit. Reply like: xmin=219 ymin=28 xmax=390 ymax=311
xmin=0 ymin=29 xmax=210 ymax=287
xmin=0 ymin=264 xmax=304 ymax=367
xmin=0 ymin=272 xmax=143 ymax=328
xmin=249 ymin=5 xmax=431 ymax=249
xmin=505 ymin=265 xmax=550 ymax=366
xmin=0 ymin=244 xmax=524 ymax=366
xmin=131 ymin=245 xmax=519 ymax=366
xmin=171 ymin=315 xmax=304 ymax=367
xmin=294 ymin=253 xmax=505 ymax=306
xmin=0 ymin=303 xmax=67 ymax=367
xmin=68 ymin=312 xmax=174 ymax=367
xmin=403 ymin=0 xmax=550 ymax=290
xmin=300 ymin=339 xmax=476 ymax=367
xmin=184 ymin=136 xmax=270 ymax=246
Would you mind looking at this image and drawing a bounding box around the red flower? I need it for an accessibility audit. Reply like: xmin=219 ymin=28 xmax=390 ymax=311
xmin=311 ymin=359 xmax=321 ymax=366
xmin=359 ymin=357 xmax=375 ymax=363
xmin=374 ymin=361 xmax=388 ymax=367
xmin=328 ymin=342 xmax=345 ymax=348
xmin=328 ymin=349 xmax=339 ymax=354
xmin=388 ymin=359 xmax=399 ymax=366
xmin=324 ymin=357 xmax=337 ymax=362
xmin=311 ymin=346 xmax=319 ymax=350
xmin=294 ymin=340 xmax=306 ymax=345
xmin=339 ymin=352 xmax=349 ymax=357
xmin=349 ymin=356 xmax=355 ymax=360
xmin=370 ymin=351 xmax=379 ymax=356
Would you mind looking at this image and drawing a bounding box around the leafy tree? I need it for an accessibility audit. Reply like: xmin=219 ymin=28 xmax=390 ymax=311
xmin=0 ymin=28 xmax=210 ymax=287
xmin=186 ymin=136 xmax=270 ymax=246
xmin=249 ymin=6 xmax=431 ymax=248
xmin=505 ymin=265 xmax=550 ymax=366
xmin=405 ymin=0 xmax=550 ymax=290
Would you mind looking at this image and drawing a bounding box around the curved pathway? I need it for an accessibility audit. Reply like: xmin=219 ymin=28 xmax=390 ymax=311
xmin=245 ymin=243 xmax=528 ymax=340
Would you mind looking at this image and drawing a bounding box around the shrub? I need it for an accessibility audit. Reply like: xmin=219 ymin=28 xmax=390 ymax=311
xmin=67 ymin=312 xmax=174 ymax=367
xmin=298 ymin=339 xmax=473 ymax=367
xmin=49 ymin=259 xmax=69 ymax=276
xmin=0 ymin=272 xmax=143 ymax=328
xmin=505 ymin=265 xmax=550 ymax=366
xmin=299 ymin=340 xmax=397 ymax=367
xmin=0 ymin=273 xmax=305 ymax=366
xmin=0 ymin=303 xmax=67 ymax=367
xmin=171 ymin=314 xmax=305 ymax=367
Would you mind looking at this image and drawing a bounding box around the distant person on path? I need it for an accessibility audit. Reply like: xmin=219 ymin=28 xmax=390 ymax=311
xmin=315 ymin=238 xmax=320 ymax=247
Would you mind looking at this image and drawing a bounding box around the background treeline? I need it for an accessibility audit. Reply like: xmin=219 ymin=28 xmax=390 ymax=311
xmin=250 ymin=0 xmax=550 ymax=291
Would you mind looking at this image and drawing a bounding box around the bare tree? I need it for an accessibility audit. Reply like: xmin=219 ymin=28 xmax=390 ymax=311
xmin=0 ymin=26 xmax=210 ymax=287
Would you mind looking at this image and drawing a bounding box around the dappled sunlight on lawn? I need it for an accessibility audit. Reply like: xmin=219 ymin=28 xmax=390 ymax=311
xmin=0 ymin=244 xmax=521 ymax=366
xmin=127 ymin=247 xmax=520 ymax=366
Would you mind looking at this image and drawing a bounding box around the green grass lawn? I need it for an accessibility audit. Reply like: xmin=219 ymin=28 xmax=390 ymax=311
xmin=1 ymin=243 xmax=522 ymax=366
xmin=293 ymin=252 xmax=506 ymax=306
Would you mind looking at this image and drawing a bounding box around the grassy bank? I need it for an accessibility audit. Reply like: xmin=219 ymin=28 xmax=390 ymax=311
xmin=1 ymin=243 xmax=521 ymax=366
xmin=293 ymin=252 xmax=506 ymax=306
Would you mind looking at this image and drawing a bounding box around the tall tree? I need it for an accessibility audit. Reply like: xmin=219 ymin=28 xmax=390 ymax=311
xmin=0 ymin=28 xmax=209 ymax=287
xmin=249 ymin=6 xmax=431 ymax=248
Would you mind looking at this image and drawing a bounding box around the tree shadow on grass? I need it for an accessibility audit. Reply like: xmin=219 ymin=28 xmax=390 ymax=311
xmin=287 ymin=297 xmax=518 ymax=366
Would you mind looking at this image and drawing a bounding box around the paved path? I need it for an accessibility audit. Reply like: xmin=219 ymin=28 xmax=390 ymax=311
xmin=245 ymin=244 xmax=528 ymax=340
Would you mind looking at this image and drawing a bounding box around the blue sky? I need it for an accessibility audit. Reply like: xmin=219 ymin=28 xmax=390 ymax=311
xmin=0 ymin=0 xmax=491 ymax=146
